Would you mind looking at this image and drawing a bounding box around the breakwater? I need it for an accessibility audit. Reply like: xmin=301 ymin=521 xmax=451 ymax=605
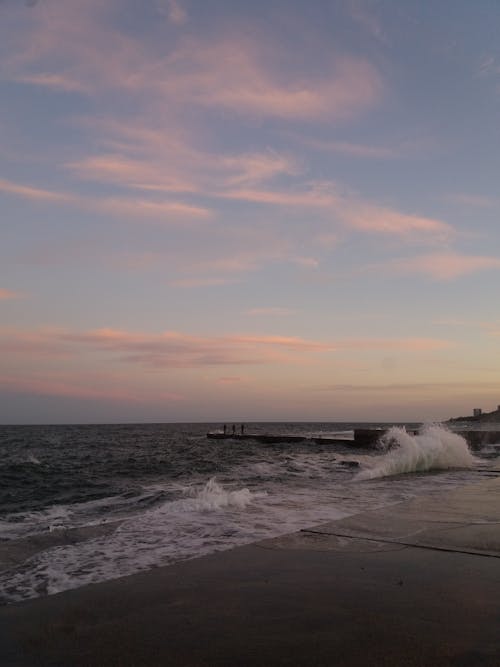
xmin=207 ymin=428 xmax=500 ymax=449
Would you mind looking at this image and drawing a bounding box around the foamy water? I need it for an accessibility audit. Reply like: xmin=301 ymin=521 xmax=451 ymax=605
xmin=356 ymin=424 xmax=478 ymax=480
xmin=0 ymin=423 xmax=497 ymax=603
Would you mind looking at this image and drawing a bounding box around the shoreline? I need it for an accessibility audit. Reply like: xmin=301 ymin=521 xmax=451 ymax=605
xmin=1 ymin=476 xmax=500 ymax=666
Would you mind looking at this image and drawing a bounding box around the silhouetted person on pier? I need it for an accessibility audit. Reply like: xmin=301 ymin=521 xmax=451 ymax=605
xmin=223 ymin=424 xmax=227 ymax=435
xmin=240 ymin=424 xmax=245 ymax=435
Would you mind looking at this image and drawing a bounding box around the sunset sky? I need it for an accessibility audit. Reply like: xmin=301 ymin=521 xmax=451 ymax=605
xmin=1 ymin=0 xmax=500 ymax=423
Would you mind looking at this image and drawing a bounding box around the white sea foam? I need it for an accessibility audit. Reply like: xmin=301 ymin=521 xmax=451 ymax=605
xmin=0 ymin=505 xmax=72 ymax=540
xmin=182 ymin=477 xmax=265 ymax=511
xmin=0 ymin=476 xmax=348 ymax=601
xmin=0 ymin=448 xmax=487 ymax=603
xmin=356 ymin=424 xmax=477 ymax=480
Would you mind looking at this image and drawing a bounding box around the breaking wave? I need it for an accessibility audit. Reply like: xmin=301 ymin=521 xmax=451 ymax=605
xmin=356 ymin=424 xmax=476 ymax=480
xmin=183 ymin=477 xmax=265 ymax=510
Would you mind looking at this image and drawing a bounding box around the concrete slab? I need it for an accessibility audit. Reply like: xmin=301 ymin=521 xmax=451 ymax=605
xmin=292 ymin=477 xmax=500 ymax=557
xmin=1 ymin=478 xmax=499 ymax=666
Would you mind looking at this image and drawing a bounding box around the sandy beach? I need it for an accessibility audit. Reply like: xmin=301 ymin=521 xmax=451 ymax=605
xmin=1 ymin=476 xmax=499 ymax=666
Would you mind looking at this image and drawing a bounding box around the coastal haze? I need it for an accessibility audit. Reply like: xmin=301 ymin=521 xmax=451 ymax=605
xmin=2 ymin=0 xmax=500 ymax=424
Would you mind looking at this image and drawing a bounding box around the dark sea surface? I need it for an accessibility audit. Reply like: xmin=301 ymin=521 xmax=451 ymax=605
xmin=1 ymin=422 xmax=498 ymax=604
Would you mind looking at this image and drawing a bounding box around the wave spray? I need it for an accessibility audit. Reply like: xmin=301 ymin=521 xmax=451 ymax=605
xmin=356 ymin=424 xmax=476 ymax=480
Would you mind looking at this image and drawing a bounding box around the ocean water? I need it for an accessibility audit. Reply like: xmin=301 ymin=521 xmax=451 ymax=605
xmin=0 ymin=421 xmax=498 ymax=604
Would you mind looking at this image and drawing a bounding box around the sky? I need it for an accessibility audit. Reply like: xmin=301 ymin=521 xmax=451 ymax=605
xmin=1 ymin=0 xmax=500 ymax=424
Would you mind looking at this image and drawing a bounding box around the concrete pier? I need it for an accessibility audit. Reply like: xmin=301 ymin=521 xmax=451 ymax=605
xmin=1 ymin=477 xmax=500 ymax=666
xmin=207 ymin=432 xmax=353 ymax=445
xmin=208 ymin=428 xmax=500 ymax=449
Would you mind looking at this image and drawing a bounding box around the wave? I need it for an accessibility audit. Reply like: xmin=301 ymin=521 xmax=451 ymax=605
xmin=182 ymin=477 xmax=266 ymax=511
xmin=356 ymin=424 xmax=477 ymax=480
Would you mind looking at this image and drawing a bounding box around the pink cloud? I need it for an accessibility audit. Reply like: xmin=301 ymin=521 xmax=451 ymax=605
xmin=0 ymin=327 xmax=76 ymax=358
xmin=159 ymin=0 xmax=188 ymax=25
xmin=93 ymin=197 xmax=212 ymax=221
xmin=223 ymin=183 xmax=453 ymax=241
xmin=69 ymin=139 xmax=299 ymax=196
xmin=59 ymin=326 xmax=446 ymax=357
xmin=67 ymin=153 xmax=197 ymax=194
xmin=0 ymin=288 xmax=23 ymax=300
xmin=0 ymin=327 xmax=454 ymax=397
xmin=0 ymin=176 xmax=212 ymax=222
xmin=4 ymin=4 xmax=382 ymax=122
xmin=0 ymin=326 xmax=335 ymax=371
xmin=297 ymin=137 xmax=399 ymax=158
xmin=2 ymin=1 xmax=143 ymax=96
xmin=0 ymin=178 xmax=72 ymax=202
xmin=168 ymin=239 xmax=297 ymax=285
xmin=387 ymin=252 xmax=500 ymax=280
xmin=339 ymin=202 xmax=452 ymax=239
xmin=56 ymin=328 xmax=336 ymax=366
xmin=148 ymin=37 xmax=383 ymax=121
xmin=216 ymin=377 xmax=244 ymax=384
xmin=221 ymin=151 xmax=300 ymax=186
xmin=15 ymin=72 xmax=90 ymax=93
xmin=221 ymin=185 xmax=338 ymax=208
xmin=0 ymin=374 xmax=184 ymax=404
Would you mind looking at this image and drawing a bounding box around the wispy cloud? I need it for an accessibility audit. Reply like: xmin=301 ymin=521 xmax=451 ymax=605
xmin=68 ymin=146 xmax=299 ymax=193
xmin=0 ymin=374 xmax=184 ymax=404
xmin=0 ymin=326 xmax=335 ymax=369
xmin=3 ymin=3 xmax=383 ymax=122
xmin=93 ymin=197 xmax=212 ymax=221
xmin=347 ymin=0 xmax=387 ymax=44
xmin=384 ymin=251 xmax=500 ymax=280
xmin=215 ymin=376 xmax=245 ymax=384
xmin=166 ymin=45 xmax=383 ymax=121
xmin=338 ymin=201 xmax=451 ymax=239
xmin=67 ymin=154 xmax=197 ymax=194
xmin=0 ymin=178 xmax=72 ymax=202
xmin=297 ymin=137 xmax=399 ymax=158
xmin=15 ymin=72 xmax=90 ymax=93
xmin=223 ymin=182 xmax=453 ymax=241
xmin=478 ymin=55 xmax=500 ymax=77
xmin=158 ymin=0 xmax=188 ymax=25
xmin=0 ymin=176 xmax=212 ymax=222
xmin=0 ymin=326 xmax=452 ymax=372
xmin=0 ymin=288 xmax=23 ymax=300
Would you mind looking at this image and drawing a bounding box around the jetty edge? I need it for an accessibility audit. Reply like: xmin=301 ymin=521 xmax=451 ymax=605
xmin=206 ymin=427 xmax=394 ymax=446
xmin=1 ymin=476 xmax=500 ymax=666
xmin=207 ymin=426 xmax=500 ymax=449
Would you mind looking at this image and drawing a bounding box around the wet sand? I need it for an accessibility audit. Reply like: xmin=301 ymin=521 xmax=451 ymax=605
xmin=1 ymin=477 xmax=499 ymax=666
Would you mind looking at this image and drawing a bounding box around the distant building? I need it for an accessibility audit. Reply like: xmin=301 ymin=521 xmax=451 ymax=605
xmin=473 ymin=408 xmax=482 ymax=417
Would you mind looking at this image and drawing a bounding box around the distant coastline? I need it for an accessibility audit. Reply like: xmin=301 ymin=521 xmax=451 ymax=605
xmin=447 ymin=406 xmax=500 ymax=423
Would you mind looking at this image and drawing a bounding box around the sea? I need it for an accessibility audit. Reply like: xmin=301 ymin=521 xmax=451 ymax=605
xmin=1 ymin=421 xmax=499 ymax=605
